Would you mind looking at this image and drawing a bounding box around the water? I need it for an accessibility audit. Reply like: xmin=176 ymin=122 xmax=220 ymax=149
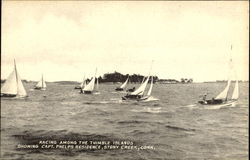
xmin=1 ymin=82 xmax=248 ymax=159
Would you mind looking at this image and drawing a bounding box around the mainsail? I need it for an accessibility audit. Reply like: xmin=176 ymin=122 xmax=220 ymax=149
xmin=1 ymin=60 xmax=27 ymax=97
xmin=83 ymin=77 xmax=95 ymax=92
xmin=215 ymin=79 xmax=231 ymax=100
xmin=131 ymin=76 xmax=150 ymax=96
xmin=231 ymin=80 xmax=239 ymax=100
xmin=147 ymin=76 xmax=153 ymax=96
xmin=120 ymin=77 xmax=129 ymax=89
xmin=1 ymin=70 xmax=18 ymax=95
xmin=83 ymin=69 xmax=97 ymax=92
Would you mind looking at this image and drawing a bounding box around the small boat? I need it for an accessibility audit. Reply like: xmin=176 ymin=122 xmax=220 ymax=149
xmin=122 ymin=76 xmax=154 ymax=101
xmin=115 ymin=76 xmax=129 ymax=91
xmin=198 ymin=79 xmax=239 ymax=106
xmin=198 ymin=46 xmax=239 ymax=107
xmin=34 ymin=74 xmax=46 ymax=90
xmin=1 ymin=59 xmax=28 ymax=98
xmin=81 ymin=69 xmax=99 ymax=94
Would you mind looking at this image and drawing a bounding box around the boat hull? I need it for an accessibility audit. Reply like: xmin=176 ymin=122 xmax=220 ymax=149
xmin=34 ymin=87 xmax=46 ymax=90
xmin=0 ymin=93 xmax=17 ymax=97
xmin=198 ymin=99 xmax=237 ymax=108
xmin=198 ymin=99 xmax=223 ymax=105
xmin=126 ymin=88 xmax=135 ymax=92
xmin=115 ymin=88 xmax=124 ymax=91
xmin=83 ymin=91 xmax=92 ymax=94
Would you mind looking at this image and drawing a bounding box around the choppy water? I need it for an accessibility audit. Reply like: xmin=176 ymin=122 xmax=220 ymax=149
xmin=1 ymin=82 xmax=249 ymax=160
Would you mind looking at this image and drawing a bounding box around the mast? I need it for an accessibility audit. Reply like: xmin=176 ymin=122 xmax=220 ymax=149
xmin=14 ymin=59 xmax=18 ymax=88
xmin=42 ymin=74 xmax=44 ymax=88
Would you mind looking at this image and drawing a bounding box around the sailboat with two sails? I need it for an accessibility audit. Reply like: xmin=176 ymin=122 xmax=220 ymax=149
xmin=1 ymin=60 xmax=28 ymax=98
xmin=34 ymin=74 xmax=46 ymax=90
xmin=198 ymin=47 xmax=239 ymax=107
xmin=80 ymin=69 xmax=99 ymax=94
xmin=122 ymin=75 xmax=154 ymax=101
xmin=122 ymin=61 xmax=157 ymax=101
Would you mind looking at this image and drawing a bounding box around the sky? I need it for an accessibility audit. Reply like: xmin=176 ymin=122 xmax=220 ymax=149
xmin=1 ymin=1 xmax=249 ymax=82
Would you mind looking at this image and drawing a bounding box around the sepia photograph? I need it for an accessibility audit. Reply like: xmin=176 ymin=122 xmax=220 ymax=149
xmin=1 ymin=1 xmax=249 ymax=159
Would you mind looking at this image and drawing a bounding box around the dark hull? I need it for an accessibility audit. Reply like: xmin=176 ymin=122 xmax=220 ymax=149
xmin=34 ymin=87 xmax=46 ymax=90
xmin=0 ymin=93 xmax=16 ymax=97
xmin=84 ymin=91 xmax=92 ymax=94
xmin=122 ymin=94 xmax=149 ymax=101
xmin=74 ymin=86 xmax=81 ymax=89
xmin=198 ymin=99 xmax=224 ymax=105
xmin=198 ymin=99 xmax=237 ymax=106
xmin=115 ymin=88 xmax=124 ymax=91
xmin=126 ymin=88 xmax=135 ymax=92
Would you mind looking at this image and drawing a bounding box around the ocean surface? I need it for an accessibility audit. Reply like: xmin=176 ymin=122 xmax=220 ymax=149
xmin=1 ymin=82 xmax=249 ymax=160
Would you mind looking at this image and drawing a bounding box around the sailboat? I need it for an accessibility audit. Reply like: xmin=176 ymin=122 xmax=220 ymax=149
xmin=34 ymin=74 xmax=46 ymax=90
xmin=122 ymin=75 xmax=154 ymax=101
xmin=1 ymin=59 xmax=28 ymax=98
xmin=115 ymin=76 xmax=129 ymax=91
xmin=198 ymin=79 xmax=239 ymax=106
xmin=198 ymin=47 xmax=239 ymax=106
xmin=81 ymin=69 xmax=99 ymax=94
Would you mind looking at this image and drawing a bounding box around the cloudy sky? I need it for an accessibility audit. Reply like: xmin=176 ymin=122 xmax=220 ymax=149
xmin=1 ymin=1 xmax=249 ymax=82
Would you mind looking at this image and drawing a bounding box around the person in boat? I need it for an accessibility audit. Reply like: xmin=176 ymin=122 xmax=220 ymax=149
xmin=202 ymin=94 xmax=207 ymax=101
xmin=127 ymin=87 xmax=135 ymax=92
xmin=80 ymin=89 xmax=83 ymax=94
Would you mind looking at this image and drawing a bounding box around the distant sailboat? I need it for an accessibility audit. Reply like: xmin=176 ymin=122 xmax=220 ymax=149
xmin=34 ymin=74 xmax=46 ymax=90
xmin=81 ymin=69 xmax=99 ymax=94
xmin=122 ymin=76 xmax=154 ymax=101
xmin=1 ymin=59 xmax=27 ymax=98
xmin=115 ymin=76 xmax=129 ymax=91
xmin=122 ymin=61 xmax=156 ymax=101
xmin=198 ymin=46 xmax=239 ymax=106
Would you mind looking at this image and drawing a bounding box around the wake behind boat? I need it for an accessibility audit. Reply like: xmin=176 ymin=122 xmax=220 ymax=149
xmin=1 ymin=59 xmax=28 ymax=98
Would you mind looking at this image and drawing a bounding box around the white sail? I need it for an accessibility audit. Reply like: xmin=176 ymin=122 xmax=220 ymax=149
xmin=16 ymin=71 xmax=27 ymax=97
xmin=215 ymin=79 xmax=231 ymax=100
xmin=231 ymin=80 xmax=239 ymax=100
xmin=131 ymin=76 xmax=150 ymax=96
xmin=42 ymin=79 xmax=46 ymax=88
xmin=35 ymin=81 xmax=43 ymax=88
xmin=1 ymin=70 xmax=18 ymax=95
xmin=120 ymin=77 xmax=129 ymax=89
xmin=1 ymin=60 xmax=27 ymax=97
xmin=83 ymin=77 xmax=95 ymax=92
xmin=147 ymin=76 xmax=153 ymax=96
xmin=35 ymin=75 xmax=46 ymax=88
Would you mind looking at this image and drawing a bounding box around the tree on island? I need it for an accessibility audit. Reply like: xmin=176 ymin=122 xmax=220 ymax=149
xmin=98 ymin=71 xmax=158 ymax=83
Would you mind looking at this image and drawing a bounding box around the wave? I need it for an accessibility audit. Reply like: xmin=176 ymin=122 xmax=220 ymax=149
xmin=117 ymin=120 xmax=148 ymax=125
xmin=131 ymin=107 xmax=162 ymax=114
xmin=165 ymin=125 xmax=196 ymax=132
